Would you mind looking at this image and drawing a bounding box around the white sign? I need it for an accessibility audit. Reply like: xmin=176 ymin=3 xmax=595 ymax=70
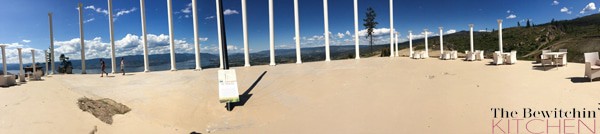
xmin=218 ymin=69 xmax=240 ymax=103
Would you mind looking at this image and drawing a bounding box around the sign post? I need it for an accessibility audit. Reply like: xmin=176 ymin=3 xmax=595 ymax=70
xmin=216 ymin=0 xmax=238 ymax=111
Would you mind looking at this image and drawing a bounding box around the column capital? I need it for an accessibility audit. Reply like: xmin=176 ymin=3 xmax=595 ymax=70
xmin=438 ymin=27 xmax=443 ymax=30
xmin=423 ymin=29 xmax=428 ymax=32
xmin=408 ymin=30 xmax=412 ymax=34
xmin=48 ymin=12 xmax=52 ymax=16
xmin=497 ymin=19 xmax=503 ymax=23
xmin=0 ymin=45 xmax=6 ymax=48
xmin=17 ymin=48 xmax=22 ymax=50
xmin=469 ymin=24 xmax=474 ymax=28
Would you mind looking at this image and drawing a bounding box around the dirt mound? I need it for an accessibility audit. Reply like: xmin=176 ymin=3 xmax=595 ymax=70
xmin=77 ymin=97 xmax=131 ymax=124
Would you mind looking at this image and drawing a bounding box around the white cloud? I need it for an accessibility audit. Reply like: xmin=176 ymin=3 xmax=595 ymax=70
xmin=506 ymin=14 xmax=517 ymax=19
xmin=198 ymin=37 xmax=208 ymax=42
xmin=506 ymin=10 xmax=512 ymax=13
xmin=580 ymin=2 xmax=596 ymax=14
xmin=205 ymin=16 xmax=215 ymax=20
xmin=21 ymin=40 xmax=31 ymax=43
xmin=336 ymin=32 xmax=345 ymax=38
xmin=552 ymin=0 xmax=559 ymax=5
xmin=47 ymin=34 xmax=209 ymax=63
xmin=358 ymin=28 xmax=392 ymax=37
xmin=223 ymin=9 xmax=239 ymax=15
xmin=115 ymin=8 xmax=137 ymax=17
xmin=345 ymin=31 xmax=351 ymax=36
xmin=561 ymin=7 xmax=572 ymax=14
xmin=83 ymin=18 xmax=95 ymax=23
xmin=84 ymin=5 xmax=108 ymax=15
xmin=83 ymin=5 xmax=136 ymax=21
xmin=181 ymin=3 xmax=192 ymax=14
xmin=445 ymin=29 xmax=457 ymax=34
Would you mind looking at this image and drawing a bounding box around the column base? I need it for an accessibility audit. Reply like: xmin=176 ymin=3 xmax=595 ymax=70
xmin=144 ymin=70 xmax=150 ymax=73
xmin=170 ymin=69 xmax=177 ymax=71
xmin=269 ymin=63 xmax=276 ymax=66
xmin=296 ymin=61 xmax=302 ymax=64
xmin=194 ymin=68 xmax=202 ymax=71
xmin=244 ymin=64 xmax=251 ymax=67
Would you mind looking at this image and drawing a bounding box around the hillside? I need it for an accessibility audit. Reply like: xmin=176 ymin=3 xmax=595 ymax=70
xmin=403 ymin=13 xmax=600 ymax=63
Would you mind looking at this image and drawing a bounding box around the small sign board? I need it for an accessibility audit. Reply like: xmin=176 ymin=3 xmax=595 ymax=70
xmin=218 ymin=69 xmax=240 ymax=103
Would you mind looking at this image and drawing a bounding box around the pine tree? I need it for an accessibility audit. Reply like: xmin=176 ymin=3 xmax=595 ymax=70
xmin=363 ymin=7 xmax=378 ymax=55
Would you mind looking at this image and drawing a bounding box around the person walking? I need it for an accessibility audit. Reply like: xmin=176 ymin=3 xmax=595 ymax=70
xmin=120 ymin=57 xmax=125 ymax=75
xmin=100 ymin=59 xmax=108 ymax=77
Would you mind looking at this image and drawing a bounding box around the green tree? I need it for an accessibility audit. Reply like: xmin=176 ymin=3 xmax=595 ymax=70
xmin=526 ymin=19 xmax=531 ymax=28
xmin=363 ymin=7 xmax=378 ymax=55
xmin=517 ymin=21 xmax=521 ymax=27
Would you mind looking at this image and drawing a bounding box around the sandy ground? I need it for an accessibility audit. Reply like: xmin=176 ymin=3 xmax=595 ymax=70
xmin=0 ymin=55 xmax=599 ymax=134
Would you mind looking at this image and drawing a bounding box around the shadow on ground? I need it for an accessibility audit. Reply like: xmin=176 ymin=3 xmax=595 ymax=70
xmin=226 ymin=71 xmax=268 ymax=111
xmin=567 ymin=77 xmax=593 ymax=83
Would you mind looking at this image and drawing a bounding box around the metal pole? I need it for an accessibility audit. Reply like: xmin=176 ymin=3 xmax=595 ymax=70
xmin=353 ymin=0 xmax=360 ymax=59
xmin=218 ymin=0 xmax=230 ymax=70
xmin=323 ymin=0 xmax=330 ymax=61
xmin=216 ymin=0 xmax=224 ymax=68
xmin=294 ymin=0 xmax=301 ymax=64
xmin=424 ymin=29 xmax=429 ymax=58
xmin=31 ymin=50 xmax=36 ymax=77
xmin=0 ymin=45 xmax=6 ymax=76
xmin=167 ymin=0 xmax=177 ymax=71
xmin=439 ymin=27 xmax=443 ymax=54
xmin=18 ymin=48 xmax=23 ymax=76
xmin=409 ymin=31 xmax=413 ymax=57
xmin=108 ymin=0 xmax=116 ymax=74
xmin=469 ymin=24 xmax=474 ymax=52
xmin=140 ymin=0 xmax=150 ymax=72
xmin=498 ymin=19 xmax=503 ymax=52
xmin=389 ymin=0 xmax=394 ymax=57
xmin=78 ymin=3 xmax=86 ymax=74
xmin=192 ymin=0 xmax=202 ymax=70
xmin=48 ymin=13 xmax=55 ymax=75
xmin=269 ymin=0 xmax=276 ymax=65
xmin=242 ymin=0 xmax=251 ymax=67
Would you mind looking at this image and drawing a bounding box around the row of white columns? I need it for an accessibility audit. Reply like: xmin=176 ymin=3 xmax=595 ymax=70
xmin=59 ymin=0 xmax=506 ymax=75
xmin=0 ymin=46 xmax=37 ymax=77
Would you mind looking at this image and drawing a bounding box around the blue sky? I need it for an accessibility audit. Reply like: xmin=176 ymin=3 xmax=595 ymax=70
xmin=0 ymin=0 xmax=596 ymax=63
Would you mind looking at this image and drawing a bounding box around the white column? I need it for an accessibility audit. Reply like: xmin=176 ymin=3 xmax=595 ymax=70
xmin=31 ymin=50 xmax=36 ymax=77
xmin=0 ymin=45 xmax=6 ymax=75
xmin=389 ymin=0 xmax=394 ymax=57
xmin=269 ymin=0 xmax=276 ymax=65
xmin=140 ymin=0 xmax=150 ymax=72
xmin=294 ymin=0 xmax=301 ymax=64
xmin=242 ymin=0 xmax=251 ymax=67
xmin=215 ymin=0 xmax=224 ymax=68
xmin=469 ymin=24 xmax=474 ymax=52
xmin=17 ymin=48 xmax=23 ymax=76
xmin=108 ymin=0 xmax=116 ymax=74
xmin=409 ymin=31 xmax=413 ymax=57
xmin=353 ymin=0 xmax=360 ymax=59
xmin=78 ymin=3 xmax=86 ymax=74
xmin=394 ymin=32 xmax=399 ymax=57
xmin=192 ymin=0 xmax=202 ymax=70
xmin=44 ymin=50 xmax=48 ymax=75
xmin=48 ymin=13 xmax=55 ymax=75
xmin=323 ymin=0 xmax=330 ymax=61
xmin=167 ymin=0 xmax=177 ymax=71
xmin=424 ymin=29 xmax=429 ymax=58
xmin=497 ymin=19 xmax=503 ymax=52
xmin=439 ymin=27 xmax=443 ymax=54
